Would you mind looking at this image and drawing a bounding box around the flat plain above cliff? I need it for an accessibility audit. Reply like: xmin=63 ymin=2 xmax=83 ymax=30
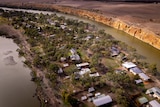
xmin=54 ymin=1 xmax=160 ymax=35
xmin=0 ymin=0 xmax=160 ymax=35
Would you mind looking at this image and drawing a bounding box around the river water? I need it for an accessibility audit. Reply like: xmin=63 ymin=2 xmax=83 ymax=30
xmin=0 ymin=7 xmax=160 ymax=107
xmin=0 ymin=37 xmax=39 ymax=107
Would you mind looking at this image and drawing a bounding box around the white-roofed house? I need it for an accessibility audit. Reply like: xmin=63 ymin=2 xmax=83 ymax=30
xmin=93 ymin=95 xmax=112 ymax=107
xmin=149 ymin=100 xmax=160 ymax=107
xmin=89 ymin=72 xmax=100 ymax=77
xmin=135 ymin=79 xmax=143 ymax=84
xmin=146 ymin=87 xmax=160 ymax=100
xmin=76 ymin=62 xmax=89 ymax=69
xmin=88 ymin=87 xmax=95 ymax=93
xmin=79 ymin=68 xmax=91 ymax=76
xmin=122 ymin=62 xmax=137 ymax=70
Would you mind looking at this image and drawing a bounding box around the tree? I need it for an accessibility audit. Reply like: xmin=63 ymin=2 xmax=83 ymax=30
xmin=48 ymin=63 xmax=59 ymax=72
xmin=115 ymin=89 xmax=129 ymax=107
xmin=148 ymin=64 xmax=157 ymax=76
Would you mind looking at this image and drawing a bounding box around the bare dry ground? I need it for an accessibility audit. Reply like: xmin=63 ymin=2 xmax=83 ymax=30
xmin=0 ymin=0 xmax=159 ymax=34
xmin=55 ymin=1 xmax=160 ymax=34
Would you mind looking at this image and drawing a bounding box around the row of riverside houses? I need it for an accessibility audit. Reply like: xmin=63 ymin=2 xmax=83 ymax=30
xmin=122 ymin=61 xmax=160 ymax=107
xmin=122 ymin=62 xmax=150 ymax=82
xmin=110 ymin=45 xmax=160 ymax=107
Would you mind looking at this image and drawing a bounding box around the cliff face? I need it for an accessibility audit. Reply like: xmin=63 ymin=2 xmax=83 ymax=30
xmin=52 ymin=5 xmax=160 ymax=50
xmin=1 ymin=3 xmax=160 ymax=50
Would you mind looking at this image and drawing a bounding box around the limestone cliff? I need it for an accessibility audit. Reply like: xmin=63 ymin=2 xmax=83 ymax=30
xmin=1 ymin=3 xmax=160 ymax=50
xmin=51 ymin=5 xmax=160 ymax=50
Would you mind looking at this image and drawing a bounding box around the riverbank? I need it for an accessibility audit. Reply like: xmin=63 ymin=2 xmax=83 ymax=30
xmin=0 ymin=1 xmax=160 ymax=50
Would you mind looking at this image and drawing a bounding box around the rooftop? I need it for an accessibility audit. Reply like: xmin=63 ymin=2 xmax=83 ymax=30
xmin=138 ymin=73 xmax=150 ymax=81
xmin=130 ymin=67 xmax=142 ymax=74
xmin=138 ymin=97 xmax=148 ymax=105
xmin=122 ymin=62 xmax=137 ymax=69
xmin=93 ymin=95 xmax=112 ymax=107
xmin=149 ymin=100 xmax=160 ymax=107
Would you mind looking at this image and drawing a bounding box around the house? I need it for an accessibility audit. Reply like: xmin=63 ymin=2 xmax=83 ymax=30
xmin=122 ymin=62 xmax=137 ymax=69
xmin=146 ymin=87 xmax=160 ymax=100
xmin=81 ymin=96 xmax=87 ymax=101
xmin=149 ymin=100 xmax=160 ymax=107
xmin=88 ymin=87 xmax=95 ymax=93
xmin=93 ymin=95 xmax=112 ymax=107
xmin=79 ymin=68 xmax=91 ymax=76
xmin=70 ymin=48 xmax=77 ymax=55
xmin=129 ymin=67 xmax=143 ymax=75
xmin=110 ymin=46 xmax=120 ymax=57
xmin=135 ymin=79 xmax=143 ymax=84
xmin=138 ymin=97 xmax=148 ymax=105
xmin=60 ymin=57 xmax=66 ymax=62
xmin=76 ymin=62 xmax=89 ymax=69
xmin=70 ymin=54 xmax=80 ymax=61
xmin=95 ymin=92 xmax=101 ymax=97
xmin=58 ymin=68 xmax=63 ymax=74
xmin=85 ymin=35 xmax=93 ymax=41
xmin=63 ymin=63 xmax=69 ymax=68
xmin=138 ymin=73 xmax=150 ymax=81
xmin=89 ymin=72 xmax=100 ymax=77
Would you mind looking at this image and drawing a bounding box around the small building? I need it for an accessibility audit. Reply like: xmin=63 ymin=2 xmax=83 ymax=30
xmin=122 ymin=62 xmax=137 ymax=69
xmin=149 ymin=100 xmax=160 ymax=107
xmin=138 ymin=97 xmax=148 ymax=105
xmin=138 ymin=73 xmax=150 ymax=81
xmin=110 ymin=46 xmax=120 ymax=57
xmin=63 ymin=63 xmax=69 ymax=68
xmin=58 ymin=68 xmax=63 ymax=74
xmin=130 ymin=67 xmax=143 ymax=75
xmin=135 ymin=79 xmax=143 ymax=84
xmin=76 ymin=62 xmax=89 ymax=69
xmin=79 ymin=68 xmax=91 ymax=76
xmin=81 ymin=96 xmax=87 ymax=101
xmin=70 ymin=48 xmax=77 ymax=55
xmin=60 ymin=57 xmax=66 ymax=62
xmin=146 ymin=87 xmax=160 ymax=100
xmin=70 ymin=54 xmax=81 ymax=61
xmin=93 ymin=95 xmax=112 ymax=107
xmin=95 ymin=92 xmax=101 ymax=97
xmin=89 ymin=72 xmax=100 ymax=77
xmin=88 ymin=87 xmax=95 ymax=93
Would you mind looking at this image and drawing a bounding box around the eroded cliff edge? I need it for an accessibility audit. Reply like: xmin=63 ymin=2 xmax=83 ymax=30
xmin=1 ymin=3 xmax=160 ymax=50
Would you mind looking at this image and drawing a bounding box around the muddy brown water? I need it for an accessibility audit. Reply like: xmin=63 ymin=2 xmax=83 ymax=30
xmin=0 ymin=37 xmax=40 ymax=107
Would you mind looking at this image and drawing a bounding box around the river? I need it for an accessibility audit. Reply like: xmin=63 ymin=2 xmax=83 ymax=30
xmin=0 ymin=37 xmax=40 ymax=107
xmin=0 ymin=7 xmax=160 ymax=106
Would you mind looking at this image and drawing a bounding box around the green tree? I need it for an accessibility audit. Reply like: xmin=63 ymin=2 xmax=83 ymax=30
xmin=148 ymin=64 xmax=157 ymax=76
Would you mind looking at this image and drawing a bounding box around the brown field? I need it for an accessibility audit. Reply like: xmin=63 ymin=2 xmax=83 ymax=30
xmin=0 ymin=0 xmax=160 ymax=34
